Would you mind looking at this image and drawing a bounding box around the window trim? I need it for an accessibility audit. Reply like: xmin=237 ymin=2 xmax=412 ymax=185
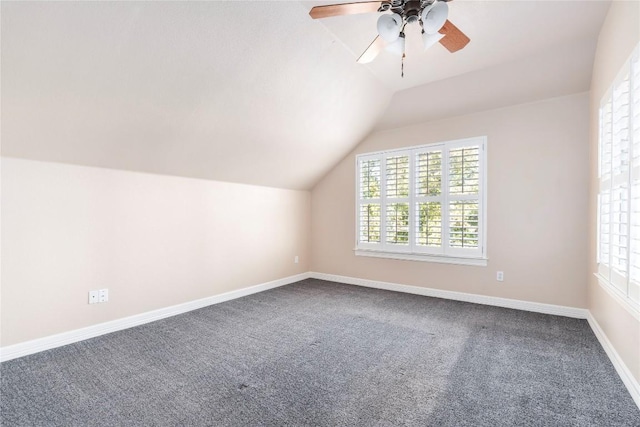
xmin=354 ymin=136 xmax=488 ymax=266
xmin=354 ymin=249 xmax=488 ymax=266
xmin=594 ymin=273 xmax=640 ymax=321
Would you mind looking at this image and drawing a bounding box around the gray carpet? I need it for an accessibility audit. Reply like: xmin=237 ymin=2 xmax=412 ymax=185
xmin=1 ymin=279 xmax=639 ymax=426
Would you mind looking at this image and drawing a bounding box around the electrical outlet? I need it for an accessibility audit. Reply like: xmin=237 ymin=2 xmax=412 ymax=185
xmin=497 ymin=271 xmax=504 ymax=282
xmin=89 ymin=290 xmax=99 ymax=304
xmin=294 ymin=256 xmax=299 ymax=264
xmin=89 ymin=289 xmax=109 ymax=304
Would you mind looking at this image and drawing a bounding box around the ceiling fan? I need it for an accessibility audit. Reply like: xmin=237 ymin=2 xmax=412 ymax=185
xmin=309 ymin=0 xmax=469 ymax=68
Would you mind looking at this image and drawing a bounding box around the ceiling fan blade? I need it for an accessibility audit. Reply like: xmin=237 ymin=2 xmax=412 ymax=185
xmin=309 ymin=2 xmax=382 ymax=19
xmin=438 ymin=20 xmax=470 ymax=53
xmin=357 ymin=35 xmax=385 ymax=63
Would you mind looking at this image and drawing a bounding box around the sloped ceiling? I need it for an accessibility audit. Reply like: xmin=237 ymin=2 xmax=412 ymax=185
xmin=1 ymin=1 xmax=611 ymax=190
xmin=1 ymin=1 xmax=391 ymax=190
xmin=375 ymin=37 xmax=599 ymax=130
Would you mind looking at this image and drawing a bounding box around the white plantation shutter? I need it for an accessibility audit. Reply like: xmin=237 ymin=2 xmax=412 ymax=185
xmin=356 ymin=137 xmax=486 ymax=263
xmin=415 ymin=149 xmax=444 ymax=254
xmin=598 ymin=97 xmax=613 ymax=280
xmin=630 ymin=49 xmax=640 ymax=305
xmin=385 ymin=154 xmax=410 ymax=249
xmin=448 ymin=145 xmax=481 ymax=256
xmin=611 ymin=71 xmax=631 ymax=291
xmin=598 ymin=192 xmax=611 ymax=273
xmin=610 ymin=185 xmax=629 ymax=291
xmin=357 ymin=157 xmax=382 ymax=248
xmin=597 ymin=43 xmax=640 ymax=308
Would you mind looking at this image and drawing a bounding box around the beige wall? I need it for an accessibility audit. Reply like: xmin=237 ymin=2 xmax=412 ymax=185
xmin=588 ymin=1 xmax=640 ymax=384
xmin=311 ymin=92 xmax=590 ymax=308
xmin=1 ymin=158 xmax=310 ymax=346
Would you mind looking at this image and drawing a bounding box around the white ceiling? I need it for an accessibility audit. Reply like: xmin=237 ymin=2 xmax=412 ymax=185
xmin=1 ymin=1 xmax=611 ymax=190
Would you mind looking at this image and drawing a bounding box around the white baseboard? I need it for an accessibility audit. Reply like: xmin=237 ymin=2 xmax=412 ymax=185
xmin=3 ymin=270 xmax=639 ymax=411
xmin=0 ymin=272 xmax=310 ymax=363
xmin=586 ymin=312 xmax=640 ymax=409
xmin=309 ymin=272 xmax=589 ymax=319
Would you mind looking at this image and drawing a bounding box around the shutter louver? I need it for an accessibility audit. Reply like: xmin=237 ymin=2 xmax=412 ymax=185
xmin=449 ymin=201 xmax=479 ymax=248
xmin=610 ymin=185 xmax=629 ymax=291
xmin=631 ymin=175 xmax=640 ymax=302
xmin=417 ymin=202 xmax=442 ymax=247
xmin=598 ymin=192 xmax=611 ymax=274
xmin=601 ymin=99 xmax=613 ymax=179
xmin=360 ymin=159 xmax=381 ymax=199
xmin=386 ymin=155 xmax=410 ymax=198
xmin=386 ymin=203 xmax=409 ymax=244
xmin=416 ymin=152 xmax=442 ymax=197
xmin=359 ymin=204 xmax=381 ymax=243
xmin=612 ymin=73 xmax=630 ymax=176
xmin=449 ymin=147 xmax=480 ymax=195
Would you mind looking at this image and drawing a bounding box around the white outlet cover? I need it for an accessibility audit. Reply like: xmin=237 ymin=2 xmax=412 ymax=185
xmin=98 ymin=289 xmax=109 ymax=303
xmin=89 ymin=290 xmax=99 ymax=304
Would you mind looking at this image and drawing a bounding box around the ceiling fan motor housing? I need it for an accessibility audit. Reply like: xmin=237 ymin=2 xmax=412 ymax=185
xmin=382 ymin=0 xmax=446 ymax=28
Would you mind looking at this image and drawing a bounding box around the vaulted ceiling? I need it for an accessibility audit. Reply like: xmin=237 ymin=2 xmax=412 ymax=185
xmin=1 ymin=1 xmax=611 ymax=190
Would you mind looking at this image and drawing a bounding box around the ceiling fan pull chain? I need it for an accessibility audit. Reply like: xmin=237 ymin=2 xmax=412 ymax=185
xmin=401 ymin=53 xmax=405 ymax=78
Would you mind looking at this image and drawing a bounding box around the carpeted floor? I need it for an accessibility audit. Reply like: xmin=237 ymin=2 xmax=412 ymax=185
xmin=1 ymin=279 xmax=639 ymax=426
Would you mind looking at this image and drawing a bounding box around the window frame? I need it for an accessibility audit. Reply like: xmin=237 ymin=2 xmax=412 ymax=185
xmin=355 ymin=136 xmax=488 ymax=267
xmin=595 ymin=42 xmax=640 ymax=314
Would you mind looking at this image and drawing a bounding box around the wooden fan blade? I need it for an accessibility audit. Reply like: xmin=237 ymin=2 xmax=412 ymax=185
xmin=438 ymin=20 xmax=470 ymax=53
xmin=309 ymin=2 xmax=382 ymax=19
xmin=357 ymin=35 xmax=385 ymax=63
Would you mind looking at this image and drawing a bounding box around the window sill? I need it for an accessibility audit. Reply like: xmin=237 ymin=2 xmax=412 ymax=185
xmin=354 ymin=249 xmax=488 ymax=266
xmin=593 ymin=273 xmax=640 ymax=322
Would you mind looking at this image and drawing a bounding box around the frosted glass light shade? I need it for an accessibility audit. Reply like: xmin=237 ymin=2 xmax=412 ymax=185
xmin=386 ymin=33 xmax=405 ymax=56
xmin=421 ymin=1 xmax=448 ymax=34
xmin=377 ymin=13 xmax=403 ymax=43
xmin=422 ymin=31 xmax=444 ymax=50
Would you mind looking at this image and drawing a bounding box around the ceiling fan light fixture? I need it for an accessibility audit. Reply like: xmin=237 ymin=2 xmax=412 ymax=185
xmin=308 ymin=0 xmax=471 ymax=66
xmin=377 ymin=13 xmax=403 ymax=43
xmin=385 ymin=32 xmax=405 ymax=56
xmin=421 ymin=1 xmax=448 ymax=34
xmin=422 ymin=31 xmax=445 ymax=50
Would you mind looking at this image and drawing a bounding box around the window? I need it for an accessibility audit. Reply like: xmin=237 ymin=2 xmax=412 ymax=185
xmin=597 ymin=42 xmax=640 ymax=309
xmin=356 ymin=137 xmax=487 ymax=266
